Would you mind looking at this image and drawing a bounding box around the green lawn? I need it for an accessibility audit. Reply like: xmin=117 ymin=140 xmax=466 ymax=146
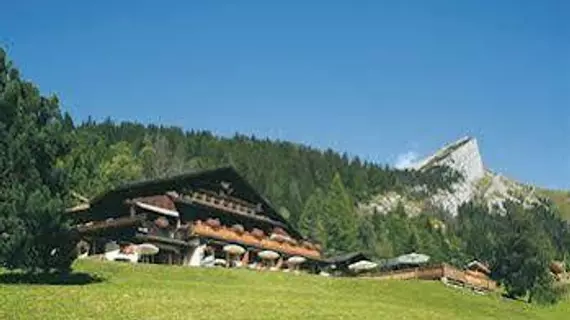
xmin=1 ymin=260 xmax=568 ymax=319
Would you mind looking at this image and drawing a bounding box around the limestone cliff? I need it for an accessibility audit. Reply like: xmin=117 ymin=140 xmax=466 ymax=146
xmin=412 ymin=137 xmax=485 ymax=215
xmin=360 ymin=136 xmax=544 ymax=216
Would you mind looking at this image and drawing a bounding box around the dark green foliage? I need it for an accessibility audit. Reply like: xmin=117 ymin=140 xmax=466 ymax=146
xmin=298 ymin=174 xmax=359 ymax=254
xmin=0 ymin=48 xmax=76 ymax=273
xmin=357 ymin=215 xmax=377 ymax=257
xmin=298 ymin=188 xmax=327 ymax=245
xmin=362 ymin=199 xmax=569 ymax=305
xmin=531 ymin=281 xmax=569 ymax=305
xmin=2 ymin=190 xmax=77 ymax=273
xmin=455 ymin=200 xmax=570 ymax=304
xmin=321 ymin=173 xmax=358 ymax=254
xmin=494 ymin=202 xmax=556 ymax=302
xmin=455 ymin=202 xmax=501 ymax=265
xmin=363 ymin=204 xmax=466 ymax=264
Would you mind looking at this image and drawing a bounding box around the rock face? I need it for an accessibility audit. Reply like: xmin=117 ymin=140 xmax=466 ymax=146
xmin=414 ymin=137 xmax=485 ymax=215
xmin=360 ymin=136 xmax=541 ymax=217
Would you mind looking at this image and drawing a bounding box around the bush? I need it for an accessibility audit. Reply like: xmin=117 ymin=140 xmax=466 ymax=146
xmin=0 ymin=190 xmax=77 ymax=274
xmin=530 ymin=276 xmax=569 ymax=305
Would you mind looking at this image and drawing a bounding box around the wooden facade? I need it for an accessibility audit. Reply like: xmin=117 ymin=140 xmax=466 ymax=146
xmin=67 ymin=167 xmax=324 ymax=271
xmin=368 ymin=263 xmax=497 ymax=292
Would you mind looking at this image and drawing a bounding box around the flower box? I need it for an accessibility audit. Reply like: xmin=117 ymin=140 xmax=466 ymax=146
xmin=231 ymin=224 xmax=245 ymax=234
xmin=206 ymin=218 xmax=221 ymax=229
xmin=251 ymin=228 xmax=265 ymax=239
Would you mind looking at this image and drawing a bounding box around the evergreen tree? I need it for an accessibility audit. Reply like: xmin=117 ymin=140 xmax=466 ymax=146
xmin=298 ymin=188 xmax=327 ymax=246
xmin=0 ymin=49 xmax=76 ymax=273
xmin=406 ymin=227 xmax=422 ymax=253
xmin=456 ymin=202 xmax=501 ymax=265
xmin=56 ymin=130 xmax=110 ymax=199
xmin=100 ymin=141 xmax=143 ymax=188
xmin=322 ymin=173 xmax=358 ymax=253
xmin=370 ymin=210 xmax=395 ymax=258
xmin=357 ymin=215 xmax=377 ymax=256
xmin=494 ymin=202 xmax=556 ymax=302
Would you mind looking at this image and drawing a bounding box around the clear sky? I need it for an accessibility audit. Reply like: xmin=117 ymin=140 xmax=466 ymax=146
xmin=2 ymin=0 xmax=569 ymax=189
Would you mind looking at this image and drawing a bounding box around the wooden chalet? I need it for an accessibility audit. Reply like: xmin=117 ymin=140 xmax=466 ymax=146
xmin=67 ymin=167 xmax=324 ymax=271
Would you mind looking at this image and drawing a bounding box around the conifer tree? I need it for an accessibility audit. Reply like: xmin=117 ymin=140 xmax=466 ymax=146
xmin=298 ymin=188 xmax=327 ymax=246
xmin=494 ymin=202 xmax=556 ymax=302
xmin=322 ymin=173 xmax=358 ymax=253
xmin=357 ymin=215 xmax=377 ymax=256
xmin=0 ymin=49 xmax=76 ymax=273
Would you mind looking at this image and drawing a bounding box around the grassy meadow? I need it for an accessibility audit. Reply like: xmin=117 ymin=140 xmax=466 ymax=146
xmin=1 ymin=259 xmax=569 ymax=320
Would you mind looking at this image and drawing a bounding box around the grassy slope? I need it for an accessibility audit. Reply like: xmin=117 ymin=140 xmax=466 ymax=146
xmin=1 ymin=260 xmax=568 ymax=320
xmin=539 ymin=189 xmax=570 ymax=220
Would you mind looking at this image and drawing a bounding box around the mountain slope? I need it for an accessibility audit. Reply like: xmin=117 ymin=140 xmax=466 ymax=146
xmin=360 ymin=136 xmax=568 ymax=218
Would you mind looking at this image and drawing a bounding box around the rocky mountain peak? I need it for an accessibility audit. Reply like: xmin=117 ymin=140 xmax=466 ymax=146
xmin=360 ymin=136 xmax=542 ymax=217
xmin=413 ymin=136 xmax=486 ymax=215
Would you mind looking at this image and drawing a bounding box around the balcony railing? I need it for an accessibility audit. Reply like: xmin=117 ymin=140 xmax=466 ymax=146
xmin=183 ymin=191 xmax=283 ymax=226
xmin=192 ymin=222 xmax=321 ymax=259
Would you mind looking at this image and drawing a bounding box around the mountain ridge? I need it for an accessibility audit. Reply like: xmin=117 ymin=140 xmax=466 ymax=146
xmin=360 ymin=136 xmax=569 ymax=219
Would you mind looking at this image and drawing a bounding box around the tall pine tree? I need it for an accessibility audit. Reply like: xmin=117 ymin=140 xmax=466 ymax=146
xmin=298 ymin=188 xmax=327 ymax=246
xmin=322 ymin=173 xmax=358 ymax=254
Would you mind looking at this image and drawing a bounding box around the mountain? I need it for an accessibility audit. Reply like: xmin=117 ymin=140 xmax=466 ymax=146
xmin=359 ymin=136 xmax=568 ymax=218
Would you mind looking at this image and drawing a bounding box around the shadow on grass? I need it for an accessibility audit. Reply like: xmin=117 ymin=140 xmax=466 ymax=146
xmin=0 ymin=272 xmax=105 ymax=285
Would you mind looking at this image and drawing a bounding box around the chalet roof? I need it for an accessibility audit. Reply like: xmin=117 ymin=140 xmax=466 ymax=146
xmin=89 ymin=167 xmax=256 ymax=205
xmin=326 ymin=252 xmax=370 ymax=265
xmin=134 ymin=201 xmax=179 ymax=218
xmin=72 ymin=166 xmax=302 ymax=240
xmin=380 ymin=253 xmax=430 ymax=269
xmin=466 ymin=260 xmax=491 ymax=274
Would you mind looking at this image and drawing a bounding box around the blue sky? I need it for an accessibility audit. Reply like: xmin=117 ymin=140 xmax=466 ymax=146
xmin=2 ymin=0 xmax=569 ymax=189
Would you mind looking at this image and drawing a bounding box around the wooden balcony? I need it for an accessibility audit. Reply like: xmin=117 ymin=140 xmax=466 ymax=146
xmin=191 ymin=222 xmax=321 ymax=259
xmin=179 ymin=193 xmax=286 ymax=229
xmin=76 ymin=215 xmax=146 ymax=234
xmin=187 ymin=191 xmax=263 ymax=218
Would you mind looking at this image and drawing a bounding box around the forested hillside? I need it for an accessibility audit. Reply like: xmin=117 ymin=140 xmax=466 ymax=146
xmin=63 ymin=120 xmax=458 ymax=219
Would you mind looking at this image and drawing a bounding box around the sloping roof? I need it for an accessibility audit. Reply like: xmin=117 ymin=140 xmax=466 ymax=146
xmin=326 ymin=252 xmax=369 ymax=265
xmin=90 ymin=167 xmax=245 ymax=204
xmin=466 ymin=260 xmax=491 ymax=274
xmin=76 ymin=166 xmax=302 ymax=239
xmin=134 ymin=201 xmax=179 ymax=218
xmin=380 ymin=253 xmax=430 ymax=269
